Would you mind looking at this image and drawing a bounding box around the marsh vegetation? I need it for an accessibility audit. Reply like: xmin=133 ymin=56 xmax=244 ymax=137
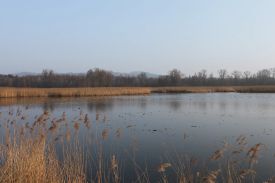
xmin=2 ymin=86 xmax=275 ymax=98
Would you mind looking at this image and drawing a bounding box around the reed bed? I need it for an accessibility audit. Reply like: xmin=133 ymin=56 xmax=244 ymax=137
xmin=151 ymin=85 xmax=275 ymax=93
xmin=0 ymin=87 xmax=151 ymax=98
xmin=151 ymin=86 xmax=236 ymax=93
xmin=1 ymin=86 xmax=275 ymax=98
xmin=234 ymin=85 xmax=275 ymax=93
xmin=0 ymin=133 xmax=63 ymax=183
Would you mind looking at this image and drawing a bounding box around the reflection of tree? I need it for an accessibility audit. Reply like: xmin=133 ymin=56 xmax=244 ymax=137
xmin=169 ymin=100 xmax=181 ymax=111
xmin=233 ymin=100 xmax=240 ymax=111
xmin=138 ymin=97 xmax=147 ymax=109
xmin=218 ymin=101 xmax=227 ymax=111
xmin=42 ymin=102 xmax=55 ymax=112
xmin=196 ymin=101 xmax=207 ymax=110
xmin=87 ymin=98 xmax=114 ymax=112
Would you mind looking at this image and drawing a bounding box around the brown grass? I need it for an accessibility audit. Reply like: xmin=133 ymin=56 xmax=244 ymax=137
xmin=0 ymin=87 xmax=151 ymax=98
xmin=151 ymin=86 xmax=235 ymax=93
xmin=0 ymin=86 xmax=275 ymax=98
xmin=233 ymin=85 xmax=275 ymax=93
xmin=0 ymin=131 xmax=85 ymax=183
xmin=151 ymin=85 xmax=275 ymax=93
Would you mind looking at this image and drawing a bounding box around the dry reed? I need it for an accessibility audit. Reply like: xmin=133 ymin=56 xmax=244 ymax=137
xmin=0 ymin=87 xmax=151 ymax=98
xmin=151 ymin=86 xmax=275 ymax=93
xmin=1 ymin=86 xmax=275 ymax=99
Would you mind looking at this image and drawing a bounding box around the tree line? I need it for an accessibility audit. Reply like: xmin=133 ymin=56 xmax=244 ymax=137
xmin=1 ymin=68 xmax=275 ymax=88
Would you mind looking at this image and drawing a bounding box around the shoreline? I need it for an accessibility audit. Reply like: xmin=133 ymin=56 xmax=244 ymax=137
xmin=1 ymin=86 xmax=275 ymax=98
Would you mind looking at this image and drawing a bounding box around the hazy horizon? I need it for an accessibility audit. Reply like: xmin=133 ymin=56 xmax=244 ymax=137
xmin=1 ymin=0 xmax=275 ymax=75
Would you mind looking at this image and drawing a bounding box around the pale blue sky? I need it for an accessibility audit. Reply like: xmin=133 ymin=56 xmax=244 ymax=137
xmin=0 ymin=0 xmax=275 ymax=75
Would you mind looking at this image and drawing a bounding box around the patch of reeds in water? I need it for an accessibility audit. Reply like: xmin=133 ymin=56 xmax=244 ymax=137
xmin=1 ymin=86 xmax=275 ymax=99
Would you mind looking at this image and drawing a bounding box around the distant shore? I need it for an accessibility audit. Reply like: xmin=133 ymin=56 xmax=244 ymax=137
xmin=1 ymin=86 xmax=275 ymax=98
xmin=150 ymin=85 xmax=275 ymax=93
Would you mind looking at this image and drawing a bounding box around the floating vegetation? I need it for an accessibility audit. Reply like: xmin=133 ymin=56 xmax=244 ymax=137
xmin=247 ymin=143 xmax=265 ymax=167
xmin=157 ymin=163 xmax=172 ymax=173
xmin=115 ymin=128 xmax=122 ymax=138
xmin=96 ymin=113 xmax=99 ymax=121
xmin=73 ymin=121 xmax=80 ymax=131
xmin=84 ymin=114 xmax=90 ymax=128
xmin=126 ymin=124 xmax=136 ymax=128
xmin=102 ymin=129 xmax=109 ymax=140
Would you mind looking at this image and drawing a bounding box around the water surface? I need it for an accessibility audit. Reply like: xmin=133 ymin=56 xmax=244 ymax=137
xmin=1 ymin=93 xmax=275 ymax=182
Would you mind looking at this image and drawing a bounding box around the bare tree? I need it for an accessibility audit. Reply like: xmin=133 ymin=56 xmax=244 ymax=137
xmin=231 ymin=70 xmax=242 ymax=79
xmin=208 ymin=73 xmax=214 ymax=78
xmin=257 ymin=69 xmax=271 ymax=80
xmin=271 ymin=68 xmax=275 ymax=79
xmin=197 ymin=69 xmax=207 ymax=79
xmin=218 ymin=69 xmax=227 ymax=80
xmin=243 ymin=71 xmax=251 ymax=80
xmin=86 ymin=69 xmax=94 ymax=86
xmin=41 ymin=69 xmax=55 ymax=87
xmin=86 ymin=68 xmax=113 ymax=87
xmin=169 ymin=69 xmax=182 ymax=85
xmin=137 ymin=72 xmax=147 ymax=86
xmin=42 ymin=69 xmax=54 ymax=78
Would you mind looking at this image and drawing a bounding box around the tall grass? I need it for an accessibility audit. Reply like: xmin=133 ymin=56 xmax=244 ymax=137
xmin=1 ymin=86 xmax=275 ymax=98
xmin=151 ymin=85 xmax=275 ymax=93
xmin=0 ymin=87 xmax=151 ymax=98
xmin=0 ymin=131 xmax=62 ymax=182
xmin=151 ymin=86 xmax=236 ymax=93
xmin=0 ymin=128 xmax=86 ymax=183
xmin=234 ymin=85 xmax=275 ymax=93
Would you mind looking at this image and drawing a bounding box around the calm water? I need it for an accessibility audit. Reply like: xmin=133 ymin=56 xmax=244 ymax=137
xmin=1 ymin=93 xmax=275 ymax=182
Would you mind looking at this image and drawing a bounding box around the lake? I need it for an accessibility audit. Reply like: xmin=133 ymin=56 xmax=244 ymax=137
xmin=1 ymin=93 xmax=275 ymax=182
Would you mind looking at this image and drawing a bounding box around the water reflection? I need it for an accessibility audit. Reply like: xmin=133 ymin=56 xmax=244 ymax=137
xmin=87 ymin=98 xmax=114 ymax=112
xmin=168 ymin=100 xmax=181 ymax=111
xmin=42 ymin=102 xmax=55 ymax=112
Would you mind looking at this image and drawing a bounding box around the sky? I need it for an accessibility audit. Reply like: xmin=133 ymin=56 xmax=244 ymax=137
xmin=0 ymin=0 xmax=275 ymax=75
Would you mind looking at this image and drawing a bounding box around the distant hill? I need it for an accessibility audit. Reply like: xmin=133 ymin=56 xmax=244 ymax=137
xmin=14 ymin=72 xmax=39 ymax=76
xmin=113 ymin=71 xmax=159 ymax=78
xmin=129 ymin=71 xmax=159 ymax=78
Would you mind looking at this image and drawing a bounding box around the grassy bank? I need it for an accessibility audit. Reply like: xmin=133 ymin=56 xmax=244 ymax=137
xmin=0 ymin=87 xmax=151 ymax=98
xmin=1 ymin=86 xmax=275 ymax=98
xmin=233 ymin=85 xmax=275 ymax=93
xmin=151 ymin=86 xmax=236 ymax=93
xmin=151 ymin=85 xmax=275 ymax=93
